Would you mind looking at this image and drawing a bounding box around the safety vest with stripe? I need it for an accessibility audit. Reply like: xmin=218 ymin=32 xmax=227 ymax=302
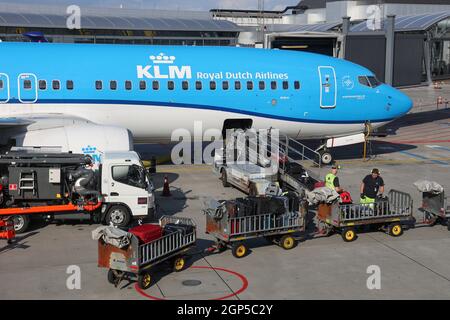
xmin=325 ymin=173 xmax=336 ymax=190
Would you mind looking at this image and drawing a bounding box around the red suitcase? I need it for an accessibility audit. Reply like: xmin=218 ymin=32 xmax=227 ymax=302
xmin=129 ymin=224 xmax=163 ymax=244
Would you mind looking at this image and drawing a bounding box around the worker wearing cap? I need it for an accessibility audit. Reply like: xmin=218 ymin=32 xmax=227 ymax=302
xmin=360 ymin=168 xmax=385 ymax=204
xmin=325 ymin=165 xmax=343 ymax=193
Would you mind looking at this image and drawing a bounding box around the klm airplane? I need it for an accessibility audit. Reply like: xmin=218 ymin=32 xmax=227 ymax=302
xmin=0 ymin=42 xmax=412 ymax=163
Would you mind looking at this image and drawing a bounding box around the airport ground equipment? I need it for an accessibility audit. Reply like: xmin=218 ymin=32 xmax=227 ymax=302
xmin=416 ymin=184 xmax=450 ymax=230
xmin=316 ymin=190 xmax=414 ymax=242
xmin=97 ymin=216 xmax=196 ymax=290
xmin=0 ymin=150 xmax=155 ymax=233
xmin=204 ymin=194 xmax=307 ymax=258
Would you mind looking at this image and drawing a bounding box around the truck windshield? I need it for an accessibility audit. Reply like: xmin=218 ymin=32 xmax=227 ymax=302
xmin=112 ymin=165 xmax=146 ymax=189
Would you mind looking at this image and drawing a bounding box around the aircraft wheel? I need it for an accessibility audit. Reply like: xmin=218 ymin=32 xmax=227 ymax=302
xmin=320 ymin=151 xmax=333 ymax=165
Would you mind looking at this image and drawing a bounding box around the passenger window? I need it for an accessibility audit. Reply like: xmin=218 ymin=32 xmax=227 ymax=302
xmin=247 ymin=81 xmax=253 ymax=90
xmin=210 ymin=81 xmax=216 ymax=90
xmin=112 ymin=165 xmax=146 ymax=189
xmin=110 ymin=80 xmax=117 ymax=90
xmin=23 ymin=80 xmax=32 ymax=90
xmin=259 ymin=81 xmax=265 ymax=90
xmin=66 ymin=80 xmax=74 ymax=90
xmin=125 ymin=80 xmax=132 ymax=90
xmin=39 ymin=80 xmax=46 ymax=90
xmin=294 ymin=81 xmax=300 ymax=90
xmin=95 ymin=80 xmax=102 ymax=90
xmin=152 ymin=81 xmax=159 ymax=90
xmin=282 ymin=81 xmax=288 ymax=90
xmin=168 ymin=81 xmax=175 ymax=90
xmin=139 ymin=80 xmax=146 ymax=90
xmin=235 ymin=81 xmax=241 ymax=90
xmin=196 ymin=81 xmax=202 ymax=90
xmin=52 ymin=80 xmax=60 ymax=90
xmin=271 ymin=81 xmax=277 ymax=90
xmin=182 ymin=81 xmax=189 ymax=90
xmin=222 ymin=81 xmax=229 ymax=90
xmin=358 ymin=76 xmax=370 ymax=87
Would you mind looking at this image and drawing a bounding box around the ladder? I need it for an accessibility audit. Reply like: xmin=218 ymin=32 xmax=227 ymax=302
xmin=19 ymin=171 xmax=37 ymax=196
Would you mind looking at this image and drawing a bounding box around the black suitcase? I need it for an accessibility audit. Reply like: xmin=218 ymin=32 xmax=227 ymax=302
xmin=164 ymin=223 xmax=194 ymax=236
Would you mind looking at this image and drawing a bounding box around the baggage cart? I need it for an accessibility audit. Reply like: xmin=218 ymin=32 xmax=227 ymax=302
xmin=98 ymin=216 xmax=196 ymax=290
xmin=317 ymin=190 xmax=414 ymax=242
xmin=417 ymin=190 xmax=450 ymax=230
xmin=204 ymin=196 xmax=307 ymax=258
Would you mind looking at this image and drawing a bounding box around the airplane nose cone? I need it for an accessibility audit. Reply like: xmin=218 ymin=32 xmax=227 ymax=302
xmin=386 ymin=87 xmax=413 ymax=117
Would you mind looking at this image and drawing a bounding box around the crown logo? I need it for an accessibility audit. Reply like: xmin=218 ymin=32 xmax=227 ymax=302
xmin=82 ymin=145 xmax=97 ymax=154
xmin=150 ymin=53 xmax=176 ymax=64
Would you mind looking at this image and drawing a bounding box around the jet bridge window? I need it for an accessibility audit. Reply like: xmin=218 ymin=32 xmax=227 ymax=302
xmin=259 ymin=81 xmax=265 ymax=90
xmin=95 ymin=80 xmax=103 ymax=90
xmin=139 ymin=81 xmax=146 ymax=90
xmin=66 ymin=80 xmax=74 ymax=90
xmin=168 ymin=81 xmax=175 ymax=90
xmin=182 ymin=81 xmax=189 ymax=90
xmin=196 ymin=81 xmax=202 ymax=90
xmin=152 ymin=81 xmax=159 ymax=90
xmin=222 ymin=81 xmax=229 ymax=90
xmin=294 ymin=81 xmax=300 ymax=90
xmin=52 ymin=80 xmax=60 ymax=90
xmin=110 ymin=80 xmax=117 ymax=90
xmin=234 ymin=81 xmax=241 ymax=90
xmin=247 ymin=81 xmax=253 ymax=90
xmin=38 ymin=80 xmax=46 ymax=90
xmin=125 ymin=80 xmax=132 ymax=90
xmin=23 ymin=80 xmax=32 ymax=90
xmin=282 ymin=81 xmax=289 ymax=90
xmin=271 ymin=81 xmax=277 ymax=90
xmin=210 ymin=81 xmax=216 ymax=90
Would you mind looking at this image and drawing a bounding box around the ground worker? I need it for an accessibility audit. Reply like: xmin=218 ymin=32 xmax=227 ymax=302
xmin=325 ymin=164 xmax=343 ymax=193
xmin=360 ymin=168 xmax=385 ymax=204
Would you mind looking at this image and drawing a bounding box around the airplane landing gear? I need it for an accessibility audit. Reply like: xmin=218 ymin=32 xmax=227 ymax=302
xmin=319 ymin=150 xmax=333 ymax=165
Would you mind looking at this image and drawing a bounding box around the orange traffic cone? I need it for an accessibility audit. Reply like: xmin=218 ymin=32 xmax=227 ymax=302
xmin=162 ymin=175 xmax=171 ymax=197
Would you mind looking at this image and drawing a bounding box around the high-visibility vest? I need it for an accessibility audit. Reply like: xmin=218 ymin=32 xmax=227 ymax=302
xmin=325 ymin=173 xmax=336 ymax=190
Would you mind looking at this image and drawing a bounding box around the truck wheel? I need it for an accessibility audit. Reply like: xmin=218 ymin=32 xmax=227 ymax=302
xmin=137 ymin=272 xmax=152 ymax=290
xmin=106 ymin=205 xmax=131 ymax=228
xmin=342 ymin=227 xmax=357 ymax=242
xmin=388 ymin=223 xmax=403 ymax=237
xmin=12 ymin=215 xmax=30 ymax=234
xmin=173 ymin=256 xmax=186 ymax=272
xmin=231 ymin=242 xmax=248 ymax=258
xmin=280 ymin=235 xmax=296 ymax=250
xmin=221 ymin=170 xmax=230 ymax=187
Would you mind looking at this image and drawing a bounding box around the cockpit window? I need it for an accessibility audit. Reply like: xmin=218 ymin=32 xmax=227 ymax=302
xmin=367 ymin=76 xmax=381 ymax=88
xmin=359 ymin=75 xmax=382 ymax=88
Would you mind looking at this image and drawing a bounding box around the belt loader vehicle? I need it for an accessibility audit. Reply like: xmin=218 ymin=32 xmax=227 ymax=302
xmin=0 ymin=150 xmax=155 ymax=235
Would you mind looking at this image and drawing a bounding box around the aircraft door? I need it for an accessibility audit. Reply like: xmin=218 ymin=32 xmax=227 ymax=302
xmin=0 ymin=73 xmax=9 ymax=103
xmin=18 ymin=73 xmax=38 ymax=103
xmin=318 ymin=66 xmax=336 ymax=108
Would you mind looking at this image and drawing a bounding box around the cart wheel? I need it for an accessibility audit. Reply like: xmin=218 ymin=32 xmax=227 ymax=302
xmin=231 ymin=243 xmax=248 ymax=258
xmin=280 ymin=235 xmax=296 ymax=250
xmin=342 ymin=228 xmax=357 ymax=242
xmin=137 ymin=272 xmax=152 ymax=290
xmin=173 ymin=256 xmax=186 ymax=272
xmin=221 ymin=170 xmax=230 ymax=188
xmin=107 ymin=269 xmax=117 ymax=284
xmin=388 ymin=223 xmax=403 ymax=237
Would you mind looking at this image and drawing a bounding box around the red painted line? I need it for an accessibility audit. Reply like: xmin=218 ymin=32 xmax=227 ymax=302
xmin=135 ymin=266 xmax=249 ymax=300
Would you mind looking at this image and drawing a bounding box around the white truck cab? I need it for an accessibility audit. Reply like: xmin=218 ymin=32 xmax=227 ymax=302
xmin=100 ymin=151 xmax=156 ymax=227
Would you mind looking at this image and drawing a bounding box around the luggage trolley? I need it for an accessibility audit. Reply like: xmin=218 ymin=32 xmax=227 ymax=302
xmin=418 ymin=189 xmax=450 ymax=230
xmin=98 ymin=216 xmax=196 ymax=290
xmin=317 ymin=190 xmax=414 ymax=242
xmin=204 ymin=196 xmax=306 ymax=258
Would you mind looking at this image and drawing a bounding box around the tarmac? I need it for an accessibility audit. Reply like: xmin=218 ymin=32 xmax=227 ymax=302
xmin=0 ymin=84 xmax=449 ymax=300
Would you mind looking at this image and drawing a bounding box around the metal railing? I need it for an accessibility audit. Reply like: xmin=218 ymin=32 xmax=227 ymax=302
xmin=228 ymin=213 xmax=300 ymax=236
xmin=139 ymin=216 xmax=196 ymax=266
xmin=339 ymin=190 xmax=413 ymax=222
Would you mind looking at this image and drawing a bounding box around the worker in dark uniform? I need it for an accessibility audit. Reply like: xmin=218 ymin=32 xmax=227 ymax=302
xmin=325 ymin=164 xmax=343 ymax=193
xmin=360 ymin=168 xmax=385 ymax=204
